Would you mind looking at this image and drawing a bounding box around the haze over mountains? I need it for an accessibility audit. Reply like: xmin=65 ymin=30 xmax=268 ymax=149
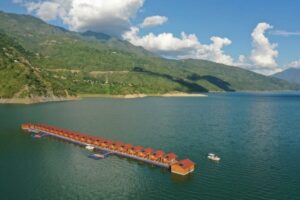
xmin=273 ymin=68 xmax=300 ymax=84
xmin=0 ymin=11 xmax=298 ymax=102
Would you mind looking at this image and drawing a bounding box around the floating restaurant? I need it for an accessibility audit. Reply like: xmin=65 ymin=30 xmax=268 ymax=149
xmin=21 ymin=123 xmax=195 ymax=175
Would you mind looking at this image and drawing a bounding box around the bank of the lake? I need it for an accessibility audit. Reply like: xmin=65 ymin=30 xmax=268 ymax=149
xmin=79 ymin=92 xmax=207 ymax=99
xmin=0 ymin=93 xmax=207 ymax=104
xmin=0 ymin=96 xmax=79 ymax=104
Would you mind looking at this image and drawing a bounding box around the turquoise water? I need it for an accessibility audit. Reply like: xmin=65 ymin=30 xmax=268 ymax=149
xmin=1 ymin=92 xmax=300 ymax=200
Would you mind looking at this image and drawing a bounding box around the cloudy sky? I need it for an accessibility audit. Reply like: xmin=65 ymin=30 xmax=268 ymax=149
xmin=1 ymin=0 xmax=300 ymax=75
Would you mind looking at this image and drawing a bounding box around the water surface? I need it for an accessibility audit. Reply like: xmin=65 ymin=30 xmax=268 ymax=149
xmin=1 ymin=92 xmax=300 ymax=200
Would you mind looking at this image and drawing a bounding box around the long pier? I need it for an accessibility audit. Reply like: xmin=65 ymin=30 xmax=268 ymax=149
xmin=21 ymin=123 xmax=195 ymax=175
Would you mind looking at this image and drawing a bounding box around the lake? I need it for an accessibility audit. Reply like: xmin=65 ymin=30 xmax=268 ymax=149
xmin=1 ymin=92 xmax=300 ymax=200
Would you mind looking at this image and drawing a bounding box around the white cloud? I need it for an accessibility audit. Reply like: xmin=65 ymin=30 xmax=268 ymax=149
xmin=22 ymin=1 xmax=41 ymax=13
xmin=195 ymin=36 xmax=233 ymax=65
xmin=250 ymin=22 xmax=278 ymax=68
xmin=238 ymin=55 xmax=246 ymax=63
xmin=140 ymin=15 xmax=168 ymax=28
xmin=123 ymin=27 xmax=234 ymax=65
xmin=19 ymin=0 xmax=144 ymax=36
xmin=285 ymin=60 xmax=300 ymax=68
xmin=237 ymin=22 xmax=282 ymax=75
xmin=35 ymin=1 xmax=60 ymax=21
xmin=271 ymin=30 xmax=300 ymax=37
xmin=123 ymin=27 xmax=198 ymax=54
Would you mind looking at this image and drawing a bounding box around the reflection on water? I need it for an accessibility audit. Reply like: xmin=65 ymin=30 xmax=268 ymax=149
xmin=171 ymin=173 xmax=195 ymax=183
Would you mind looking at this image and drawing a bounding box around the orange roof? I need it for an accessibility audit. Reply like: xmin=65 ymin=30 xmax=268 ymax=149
xmin=177 ymin=159 xmax=194 ymax=169
xmin=29 ymin=124 xmax=189 ymax=164
xmin=154 ymin=150 xmax=165 ymax=156
xmin=88 ymin=136 xmax=99 ymax=141
xmin=133 ymin=145 xmax=143 ymax=152
xmin=142 ymin=148 xmax=153 ymax=153
xmin=113 ymin=141 xmax=124 ymax=147
xmin=164 ymin=153 xmax=177 ymax=160
xmin=122 ymin=144 xmax=132 ymax=149
xmin=103 ymin=140 xmax=113 ymax=145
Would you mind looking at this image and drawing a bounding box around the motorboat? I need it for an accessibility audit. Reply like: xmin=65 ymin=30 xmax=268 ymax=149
xmin=88 ymin=153 xmax=104 ymax=160
xmin=208 ymin=153 xmax=220 ymax=161
xmin=85 ymin=145 xmax=95 ymax=151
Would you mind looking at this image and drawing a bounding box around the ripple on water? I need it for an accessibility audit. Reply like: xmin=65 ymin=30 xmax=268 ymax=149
xmin=1 ymin=93 xmax=300 ymax=200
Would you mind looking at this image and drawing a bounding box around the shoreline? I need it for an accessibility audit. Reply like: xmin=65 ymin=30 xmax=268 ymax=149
xmin=1 ymin=90 xmax=300 ymax=104
xmin=0 ymin=96 xmax=79 ymax=105
xmin=0 ymin=92 xmax=207 ymax=104
xmin=79 ymin=92 xmax=208 ymax=99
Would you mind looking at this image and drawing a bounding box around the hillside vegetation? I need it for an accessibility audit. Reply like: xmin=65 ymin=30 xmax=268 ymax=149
xmin=0 ymin=11 xmax=297 ymax=100
xmin=0 ymin=31 xmax=74 ymax=100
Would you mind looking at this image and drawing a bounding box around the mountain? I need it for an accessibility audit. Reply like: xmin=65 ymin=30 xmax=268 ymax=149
xmin=0 ymin=11 xmax=297 ymax=102
xmin=273 ymin=68 xmax=300 ymax=84
xmin=0 ymin=31 xmax=75 ymax=103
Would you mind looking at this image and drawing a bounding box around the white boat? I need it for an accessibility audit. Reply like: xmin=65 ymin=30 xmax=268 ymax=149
xmin=85 ymin=145 xmax=95 ymax=151
xmin=208 ymin=153 xmax=220 ymax=161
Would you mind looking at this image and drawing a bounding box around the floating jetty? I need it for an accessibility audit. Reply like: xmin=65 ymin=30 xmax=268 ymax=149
xmin=21 ymin=123 xmax=195 ymax=175
xmin=88 ymin=152 xmax=112 ymax=160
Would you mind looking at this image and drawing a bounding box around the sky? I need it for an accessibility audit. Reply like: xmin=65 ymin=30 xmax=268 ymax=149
xmin=1 ymin=0 xmax=300 ymax=75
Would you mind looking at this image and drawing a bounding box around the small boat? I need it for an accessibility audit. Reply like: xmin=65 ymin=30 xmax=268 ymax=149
xmin=85 ymin=145 xmax=94 ymax=151
xmin=208 ymin=153 xmax=220 ymax=161
xmin=88 ymin=153 xmax=104 ymax=160
xmin=32 ymin=134 xmax=42 ymax=139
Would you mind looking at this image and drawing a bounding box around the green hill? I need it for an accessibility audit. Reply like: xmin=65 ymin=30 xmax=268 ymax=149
xmin=0 ymin=31 xmax=74 ymax=102
xmin=0 ymin=11 xmax=297 ymax=101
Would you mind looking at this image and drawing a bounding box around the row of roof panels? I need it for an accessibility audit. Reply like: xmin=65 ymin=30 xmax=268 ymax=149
xmin=25 ymin=123 xmax=178 ymax=161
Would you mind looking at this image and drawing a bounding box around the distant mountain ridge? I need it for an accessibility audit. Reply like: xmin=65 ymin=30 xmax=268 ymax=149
xmin=81 ymin=31 xmax=112 ymax=41
xmin=0 ymin=10 xmax=298 ymax=102
xmin=273 ymin=68 xmax=300 ymax=84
